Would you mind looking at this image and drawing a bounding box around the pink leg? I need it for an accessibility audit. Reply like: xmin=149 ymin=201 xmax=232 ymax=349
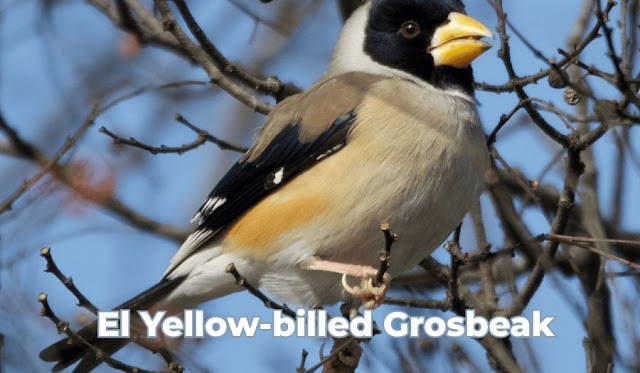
xmin=300 ymin=259 xmax=378 ymax=278
xmin=300 ymin=258 xmax=391 ymax=309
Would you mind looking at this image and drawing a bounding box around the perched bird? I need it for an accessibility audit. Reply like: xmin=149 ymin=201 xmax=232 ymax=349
xmin=41 ymin=0 xmax=492 ymax=371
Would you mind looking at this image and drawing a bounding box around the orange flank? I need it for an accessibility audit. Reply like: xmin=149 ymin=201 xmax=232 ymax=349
xmin=223 ymin=193 xmax=327 ymax=258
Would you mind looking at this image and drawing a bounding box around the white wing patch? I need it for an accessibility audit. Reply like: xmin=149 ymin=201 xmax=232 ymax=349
xmin=316 ymin=144 xmax=344 ymax=161
xmin=273 ymin=167 xmax=284 ymax=185
xmin=264 ymin=166 xmax=286 ymax=190
xmin=190 ymin=197 xmax=227 ymax=224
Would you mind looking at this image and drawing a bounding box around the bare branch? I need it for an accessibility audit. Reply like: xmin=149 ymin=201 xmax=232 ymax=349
xmin=153 ymin=0 xmax=274 ymax=114
xmin=174 ymin=114 xmax=249 ymax=153
xmin=374 ymin=222 xmax=396 ymax=287
xmin=226 ymin=263 xmax=296 ymax=318
xmin=38 ymin=293 xmax=162 ymax=373
xmin=0 ymin=110 xmax=189 ymax=241
xmin=40 ymin=247 xmax=98 ymax=315
xmin=99 ymin=126 xmax=208 ymax=155
xmin=171 ymin=0 xmax=285 ymax=99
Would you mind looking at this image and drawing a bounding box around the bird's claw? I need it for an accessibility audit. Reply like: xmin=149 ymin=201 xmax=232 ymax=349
xmin=341 ymin=272 xmax=391 ymax=309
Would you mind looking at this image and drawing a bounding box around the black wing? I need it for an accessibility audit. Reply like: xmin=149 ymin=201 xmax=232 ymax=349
xmin=165 ymin=111 xmax=357 ymax=275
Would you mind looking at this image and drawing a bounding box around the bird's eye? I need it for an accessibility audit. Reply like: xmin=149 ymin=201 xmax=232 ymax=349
xmin=399 ymin=21 xmax=420 ymax=38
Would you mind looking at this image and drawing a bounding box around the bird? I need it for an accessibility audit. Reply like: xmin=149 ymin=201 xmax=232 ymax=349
xmin=40 ymin=0 xmax=492 ymax=371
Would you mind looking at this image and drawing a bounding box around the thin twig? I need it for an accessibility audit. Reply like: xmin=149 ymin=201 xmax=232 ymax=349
xmin=40 ymin=247 xmax=98 ymax=315
xmin=445 ymin=226 xmax=464 ymax=313
xmin=226 ymin=263 xmax=296 ymax=318
xmin=545 ymin=234 xmax=640 ymax=269
xmin=303 ymin=337 xmax=357 ymax=373
xmin=384 ymin=297 xmax=450 ymax=311
xmin=297 ymin=349 xmax=309 ymax=373
xmin=99 ymin=126 xmax=208 ymax=155
xmin=501 ymin=149 xmax=584 ymax=317
xmin=99 ymin=80 xmax=208 ymax=113
xmin=38 ymin=293 xmax=161 ymax=373
xmin=153 ymin=0 xmax=274 ymax=114
xmin=489 ymin=0 xmax=569 ymax=147
xmin=0 ymin=109 xmax=189 ymax=241
xmin=174 ymin=114 xmax=249 ymax=153
xmin=171 ymin=0 xmax=285 ymax=99
xmin=374 ymin=222 xmax=396 ymax=287
xmin=0 ymin=108 xmax=99 ymax=214
xmin=471 ymin=203 xmax=498 ymax=309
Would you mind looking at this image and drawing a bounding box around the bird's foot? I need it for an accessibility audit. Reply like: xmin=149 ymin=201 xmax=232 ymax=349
xmin=300 ymin=258 xmax=391 ymax=309
xmin=341 ymin=270 xmax=390 ymax=310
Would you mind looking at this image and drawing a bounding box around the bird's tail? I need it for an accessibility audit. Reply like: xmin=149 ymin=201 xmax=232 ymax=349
xmin=39 ymin=276 xmax=186 ymax=373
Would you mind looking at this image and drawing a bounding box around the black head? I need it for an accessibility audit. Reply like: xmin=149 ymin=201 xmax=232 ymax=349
xmin=363 ymin=0 xmax=491 ymax=95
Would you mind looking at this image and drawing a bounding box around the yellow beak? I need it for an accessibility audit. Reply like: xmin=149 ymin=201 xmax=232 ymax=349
xmin=429 ymin=12 xmax=493 ymax=68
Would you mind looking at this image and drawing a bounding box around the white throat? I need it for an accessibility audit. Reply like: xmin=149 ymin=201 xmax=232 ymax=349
xmin=325 ymin=3 xmax=474 ymax=103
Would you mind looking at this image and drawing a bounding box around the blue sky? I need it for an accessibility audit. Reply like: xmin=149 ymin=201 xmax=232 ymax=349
xmin=1 ymin=0 xmax=638 ymax=372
